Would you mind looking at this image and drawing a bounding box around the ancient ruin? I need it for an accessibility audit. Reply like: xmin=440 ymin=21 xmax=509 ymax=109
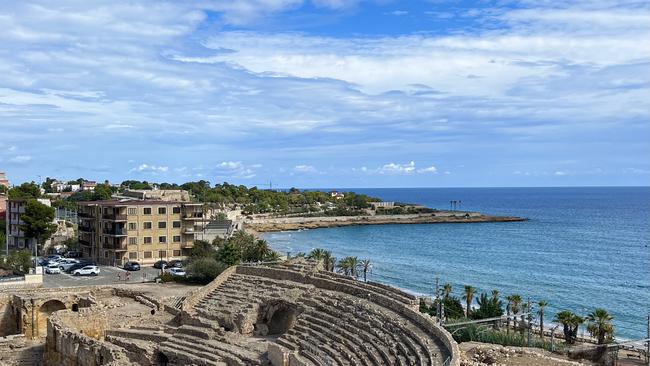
xmin=1 ymin=259 xmax=461 ymax=365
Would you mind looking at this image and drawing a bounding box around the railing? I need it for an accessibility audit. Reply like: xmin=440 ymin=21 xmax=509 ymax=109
xmin=102 ymin=213 xmax=127 ymax=221
xmin=78 ymin=225 xmax=94 ymax=232
xmin=103 ymin=228 xmax=127 ymax=236
xmin=183 ymin=213 xmax=203 ymax=219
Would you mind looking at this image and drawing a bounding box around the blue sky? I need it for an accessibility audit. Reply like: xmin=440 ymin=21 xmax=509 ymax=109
xmin=0 ymin=0 xmax=649 ymax=188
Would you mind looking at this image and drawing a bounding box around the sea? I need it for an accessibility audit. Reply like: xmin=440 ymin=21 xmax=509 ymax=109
xmin=262 ymin=187 xmax=650 ymax=340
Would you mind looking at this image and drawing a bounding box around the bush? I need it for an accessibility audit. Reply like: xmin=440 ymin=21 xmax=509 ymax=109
xmin=186 ymin=258 xmax=228 ymax=284
xmin=159 ymin=272 xmax=175 ymax=283
xmin=447 ymin=323 xmax=561 ymax=352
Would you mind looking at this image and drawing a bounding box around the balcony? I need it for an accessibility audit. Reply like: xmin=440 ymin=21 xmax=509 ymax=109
xmin=182 ymin=227 xmax=195 ymax=234
xmin=78 ymin=225 xmax=94 ymax=233
xmin=79 ymin=239 xmax=92 ymax=246
xmin=103 ymin=228 xmax=127 ymax=236
xmin=181 ymin=241 xmax=194 ymax=248
xmin=183 ymin=213 xmax=204 ymax=220
xmin=78 ymin=212 xmax=95 ymax=218
xmin=102 ymin=213 xmax=127 ymax=221
xmin=102 ymin=238 xmax=127 ymax=251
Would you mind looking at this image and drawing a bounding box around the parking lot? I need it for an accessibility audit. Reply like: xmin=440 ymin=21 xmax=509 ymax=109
xmin=43 ymin=264 xmax=162 ymax=288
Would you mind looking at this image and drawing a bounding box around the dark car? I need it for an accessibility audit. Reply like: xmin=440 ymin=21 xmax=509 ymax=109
xmin=124 ymin=261 xmax=141 ymax=271
xmin=65 ymin=251 xmax=81 ymax=258
xmin=153 ymin=260 xmax=168 ymax=269
xmin=168 ymin=260 xmax=183 ymax=268
xmin=65 ymin=261 xmax=96 ymax=274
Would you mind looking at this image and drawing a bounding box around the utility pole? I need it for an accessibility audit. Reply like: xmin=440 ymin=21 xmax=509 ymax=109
xmin=646 ymin=314 xmax=649 ymax=366
xmin=527 ymin=297 xmax=533 ymax=347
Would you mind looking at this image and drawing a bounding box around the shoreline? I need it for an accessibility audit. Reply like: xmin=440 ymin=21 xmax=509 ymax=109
xmin=245 ymin=211 xmax=527 ymax=233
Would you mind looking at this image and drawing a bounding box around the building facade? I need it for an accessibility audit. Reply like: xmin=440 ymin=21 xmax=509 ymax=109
xmin=5 ymin=198 xmax=53 ymax=253
xmin=77 ymin=201 xmax=207 ymax=266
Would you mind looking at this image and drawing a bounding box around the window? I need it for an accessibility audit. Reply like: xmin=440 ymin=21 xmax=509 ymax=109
xmin=128 ymin=222 xmax=137 ymax=230
xmin=104 ymin=251 xmax=109 ymax=258
xmin=172 ymin=206 xmax=181 ymax=214
xmin=173 ymin=250 xmax=181 ymax=256
xmin=144 ymin=237 xmax=152 ymax=244
xmin=129 ymin=252 xmax=138 ymax=259
xmin=172 ymin=221 xmax=181 ymax=228
xmin=159 ymin=250 xmax=167 ymax=258
xmin=143 ymin=207 xmax=152 ymax=215
xmin=173 ymin=236 xmax=181 ymax=243
xmin=128 ymin=237 xmax=137 ymax=245
xmin=159 ymin=236 xmax=166 ymax=243
xmin=158 ymin=221 xmax=166 ymax=229
xmin=128 ymin=208 xmax=137 ymax=215
xmin=158 ymin=207 xmax=166 ymax=214
xmin=143 ymin=222 xmax=152 ymax=229
xmin=143 ymin=251 xmax=152 ymax=259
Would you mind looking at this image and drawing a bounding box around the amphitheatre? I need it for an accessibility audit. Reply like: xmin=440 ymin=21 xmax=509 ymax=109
xmin=0 ymin=259 xmax=461 ymax=366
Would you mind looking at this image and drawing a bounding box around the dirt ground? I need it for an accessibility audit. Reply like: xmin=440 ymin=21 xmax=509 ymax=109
xmin=459 ymin=342 xmax=594 ymax=366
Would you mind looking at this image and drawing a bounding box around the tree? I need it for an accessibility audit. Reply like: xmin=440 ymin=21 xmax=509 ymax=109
xmin=586 ymin=308 xmax=614 ymax=344
xmin=471 ymin=292 xmax=504 ymax=320
xmin=8 ymin=182 xmax=41 ymax=199
xmin=216 ymin=242 xmax=242 ymax=266
xmin=491 ymin=289 xmax=500 ymax=302
xmin=93 ymin=183 xmax=113 ymax=200
xmin=243 ymin=239 xmax=272 ymax=262
xmin=19 ymin=199 xmax=56 ymax=255
xmin=538 ymin=300 xmax=548 ymax=341
xmin=554 ymin=310 xmax=584 ymax=345
xmin=308 ymin=248 xmax=327 ymax=266
xmin=509 ymin=294 xmax=523 ymax=327
xmin=191 ymin=240 xmax=216 ymax=258
xmin=322 ymin=250 xmax=334 ymax=272
xmin=443 ymin=283 xmax=453 ymax=299
xmin=462 ymin=285 xmax=476 ymax=318
xmin=186 ymin=258 xmax=228 ymax=284
xmin=338 ymin=256 xmax=360 ymax=278
xmin=359 ymin=259 xmax=371 ymax=282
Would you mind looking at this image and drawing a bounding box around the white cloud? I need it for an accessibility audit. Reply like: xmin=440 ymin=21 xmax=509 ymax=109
xmin=417 ymin=166 xmax=437 ymax=174
xmin=215 ymin=161 xmax=258 ymax=179
xmin=379 ymin=161 xmax=416 ymax=175
xmin=8 ymin=155 xmax=32 ymax=163
xmin=293 ymin=164 xmax=318 ymax=173
xmin=554 ymin=171 xmax=567 ymax=176
xmin=130 ymin=163 xmax=169 ymax=173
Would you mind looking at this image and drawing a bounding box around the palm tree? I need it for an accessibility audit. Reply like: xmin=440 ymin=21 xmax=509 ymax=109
xmin=554 ymin=310 xmax=584 ymax=345
xmin=308 ymin=248 xmax=327 ymax=267
xmin=322 ymin=250 xmax=333 ymax=271
xmin=327 ymin=256 xmax=336 ymax=272
xmin=586 ymin=308 xmax=614 ymax=344
xmin=510 ymin=294 xmax=522 ymax=327
xmin=491 ymin=289 xmax=499 ymax=302
xmin=338 ymin=256 xmax=360 ymax=278
xmin=462 ymin=285 xmax=476 ymax=318
xmin=537 ymin=300 xmax=548 ymax=341
xmin=443 ymin=283 xmax=453 ymax=299
xmin=358 ymin=259 xmax=372 ymax=282
xmin=505 ymin=295 xmax=513 ymax=333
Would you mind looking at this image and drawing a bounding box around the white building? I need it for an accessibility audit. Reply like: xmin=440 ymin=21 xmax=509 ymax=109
xmin=5 ymin=198 xmax=53 ymax=254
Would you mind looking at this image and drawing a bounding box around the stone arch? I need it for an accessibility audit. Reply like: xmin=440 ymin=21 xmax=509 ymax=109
xmin=37 ymin=299 xmax=67 ymax=337
xmin=155 ymin=351 xmax=169 ymax=366
xmin=254 ymin=300 xmax=302 ymax=336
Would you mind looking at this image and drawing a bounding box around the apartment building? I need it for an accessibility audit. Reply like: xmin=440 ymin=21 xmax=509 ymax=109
xmin=5 ymin=198 xmax=53 ymax=253
xmin=77 ymin=200 xmax=207 ymax=266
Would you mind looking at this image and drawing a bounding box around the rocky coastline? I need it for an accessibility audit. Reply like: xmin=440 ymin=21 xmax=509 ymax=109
xmin=245 ymin=211 xmax=527 ymax=233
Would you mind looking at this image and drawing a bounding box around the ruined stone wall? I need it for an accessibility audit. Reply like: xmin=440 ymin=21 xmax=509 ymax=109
xmin=45 ymin=311 xmax=130 ymax=366
xmin=0 ymin=294 xmax=18 ymax=336
xmin=182 ymin=265 xmax=236 ymax=310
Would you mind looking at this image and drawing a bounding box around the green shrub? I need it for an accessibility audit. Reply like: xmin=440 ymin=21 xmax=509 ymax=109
xmin=186 ymin=258 xmax=228 ymax=284
xmin=159 ymin=272 xmax=174 ymax=283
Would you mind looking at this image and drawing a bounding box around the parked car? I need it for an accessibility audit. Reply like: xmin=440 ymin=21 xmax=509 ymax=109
xmin=37 ymin=257 xmax=49 ymax=266
xmin=153 ymin=260 xmax=168 ymax=269
xmin=47 ymin=258 xmax=65 ymax=266
xmin=58 ymin=259 xmax=80 ymax=271
xmin=45 ymin=264 xmax=61 ymax=274
xmin=64 ymin=251 xmax=81 ymax=258
xmin=166 ymin=267 xmax=186 ymax=277
xmin=124 ymin=261 xmax=141 ymax=271
xmin=72 ymin=265 xmax=100 ymax=276
xmin=168 ymin=260 xmax=183 ymax=268
xmin=66 ymin=262 xmax=97 ymax=274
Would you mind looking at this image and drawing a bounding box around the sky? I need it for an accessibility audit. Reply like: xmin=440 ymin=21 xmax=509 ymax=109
xmin=0 ymin=0 xmax=649 ymax=188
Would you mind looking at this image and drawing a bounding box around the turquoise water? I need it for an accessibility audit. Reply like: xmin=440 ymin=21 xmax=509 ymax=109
xmin=262 ymin=187 xmax=650 ymax=339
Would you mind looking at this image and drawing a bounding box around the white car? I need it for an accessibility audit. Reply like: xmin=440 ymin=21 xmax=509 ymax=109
xmin=72 ymin=265 xmax=100 ymax=276
xmin=58 ymin=259 xmax=80 ymax=271
xmin=167 ymin=267 xmax=186 ymax=277
xmin=45 ymin=264 xmax=61 ymax=274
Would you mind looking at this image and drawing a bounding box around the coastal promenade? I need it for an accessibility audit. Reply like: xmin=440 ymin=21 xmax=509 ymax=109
xmin=245 ymin=211 xmax=527 ymax=232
